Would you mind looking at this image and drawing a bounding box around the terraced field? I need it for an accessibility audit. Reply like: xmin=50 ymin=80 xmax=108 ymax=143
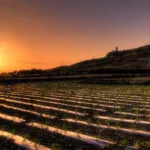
xmin=0 ymin=82 xmax=149 ymax=150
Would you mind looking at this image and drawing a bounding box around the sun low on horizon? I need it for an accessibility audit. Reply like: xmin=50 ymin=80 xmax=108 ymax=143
xmin=0 ymin=45 xmax=8 ymax=71
xmin=0 ymin=0 xmax=150 ymax=72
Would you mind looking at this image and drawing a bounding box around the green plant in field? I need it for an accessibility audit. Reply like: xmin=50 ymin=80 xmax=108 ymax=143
xmin=115 ymin=121 xmax=120 ymax=127
xmin=119 ymin=139 xmax=128 ymax=147
xmin=62 ymin=124 xmax=68 ymax=133
xmin=135 ymin=109 xmax=139 ymax=120
xmin=51 ymin=143 xmax=62 ymax=150
xmin=105 ymin=120 xmax=110 ymax=126
xmin=11 ymin=129 xmax=16 ymax=135
xmin=135 ymin=141 xmax=150 ymax=150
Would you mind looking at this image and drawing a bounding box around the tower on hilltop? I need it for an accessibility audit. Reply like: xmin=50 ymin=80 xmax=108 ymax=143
xmin=115 ymin=46 xmax=118 ymax=52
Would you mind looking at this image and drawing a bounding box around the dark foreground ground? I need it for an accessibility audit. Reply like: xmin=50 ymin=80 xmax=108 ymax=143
xmin=1 ymin=74 xmax=150 ymax=85
xmin=0 ymin=82 xmax=149 ymax=149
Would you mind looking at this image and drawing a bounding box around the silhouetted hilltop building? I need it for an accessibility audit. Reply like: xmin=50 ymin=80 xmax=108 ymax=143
xmin=111 ymin=46 xmax=119 ymax=53
xmin=115 ymin=46 xmax=118 ymax=52
xmin=106 ymin=46 xmax=120 ymax=57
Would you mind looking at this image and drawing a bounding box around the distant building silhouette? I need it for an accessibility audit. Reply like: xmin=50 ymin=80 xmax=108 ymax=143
xmin=111 ymin=46 xmax=119 ymax=52
xmin=107 ymin=46 xmax=120 ymax=57
xmin=115 ymin=46 xmax=119 ymax=52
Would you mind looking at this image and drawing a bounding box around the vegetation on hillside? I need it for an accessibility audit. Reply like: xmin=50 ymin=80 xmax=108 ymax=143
xmin=0 ymin=45 xmax=150 ymax=83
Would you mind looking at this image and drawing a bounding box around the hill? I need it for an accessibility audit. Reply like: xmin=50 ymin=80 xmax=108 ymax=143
xmin=72 ymin=45 xmax=150 ymax=70
xmin=46 ymin=44 xmax=150 ymax=75
xmin=1 ymin=44 xmax=150 ymax=84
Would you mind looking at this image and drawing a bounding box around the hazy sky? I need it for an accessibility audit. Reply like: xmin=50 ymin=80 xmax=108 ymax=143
xmin=0 ymin=0 xmax=150 ymax=72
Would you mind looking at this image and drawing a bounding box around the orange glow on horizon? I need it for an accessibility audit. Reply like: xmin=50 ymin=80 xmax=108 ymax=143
xmin=0 ymin=33 xmax=110 ymax=72
xmin=0 ymin=1 xmax=150 ymax=72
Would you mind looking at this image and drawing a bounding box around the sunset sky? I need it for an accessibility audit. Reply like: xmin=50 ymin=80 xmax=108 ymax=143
xmin=0 ymin=0 xmax=150 ymax=72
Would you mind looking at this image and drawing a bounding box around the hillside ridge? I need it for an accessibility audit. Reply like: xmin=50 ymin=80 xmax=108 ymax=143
xmin=71 ymin=44 xmax=150 ymax=70
xmin=1 ymin=44 xmax=150 ymax=79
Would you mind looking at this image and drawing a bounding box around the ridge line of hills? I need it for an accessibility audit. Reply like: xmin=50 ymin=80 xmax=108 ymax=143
xmin=1 ymin=44 xmax=150 ymax=84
